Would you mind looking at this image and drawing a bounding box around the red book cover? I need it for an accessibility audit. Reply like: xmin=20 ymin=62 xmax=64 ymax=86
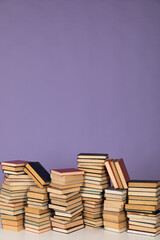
xmin=117 ymin=158 xmax=130 ymax=182
xmin=51 ymin=168 xmax=84 ymax=175
xmin=1 ymin=160 xmax=28 ymax=166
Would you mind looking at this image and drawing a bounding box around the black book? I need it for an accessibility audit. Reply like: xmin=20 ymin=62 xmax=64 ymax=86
xmin=24 ymin=162 xmax=51 ymax=187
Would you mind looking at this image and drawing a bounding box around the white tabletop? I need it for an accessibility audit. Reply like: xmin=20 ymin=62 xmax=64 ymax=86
xmin=0 ymin=224 xmax=160 ymax=240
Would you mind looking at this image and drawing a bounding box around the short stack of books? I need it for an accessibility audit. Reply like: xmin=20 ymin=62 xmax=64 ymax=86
xmin=24 ymin=162 xmax=51 ymax=233
xmin=77 ymin=153 xmax=110 ymax=229
xmin=25 ymin=186 xmax=51 ymax=233
xmin=105 ymin=158 xmax=130 ymax=189
xmin=126 ymin=180 xmax=160 ymax=237
xmin=48 ymin=168 xmax=84 ymax=233
xmin=0 ymin=160 xmax=36 ymax=231
xmin=103 ymin=187 xmax=127 ymax=232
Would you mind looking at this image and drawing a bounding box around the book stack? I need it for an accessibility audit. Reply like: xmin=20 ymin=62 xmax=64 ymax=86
xmin=24 ymin=162 xmax=51 ymax=233
xmin=105 ymin=158 xmax=130 ymax=189
xmin=77 ymin=153 xmax=110 ymax=229
xmin=25 ymin=186 xmax=51 ymax=234
xmin=103 ymin=187 xmax=127 ymax=232
xmin=48 ymin=168 xmax=85 ymax=233
xmin=126 ymin=180 xmax=160 ymax=237
xmin=0 ymin=160 xmax=36 ymax=231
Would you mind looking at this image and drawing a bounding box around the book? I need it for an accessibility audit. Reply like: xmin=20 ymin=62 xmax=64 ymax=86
xmin=47 ymin=186 xmax=80 ymax=195
xmin=49 ymin=191 xmax=79 ymax=200
xmin=25 ymin=212 xmax=51 ymax=219
xmin=127 ymin=229 xmax=160 ymax=237
xmin=51 ymin=219 xmax=83 ymax=229
xmin=115 ymin=159 xmax=130 ymax=189
xmin=110 ymin=160 xmax=123 ymax=188
xmin=1 ymin=183 xmax=32 ymax=191
xmin=78 ymin=153 xmax=108 ymax=159
xmin=51 ymin=168 xmax=84 ymax=176
xmin=25 ymin=226 xmax=51 ymax=234
xmin=105 ymin=160 xmax=118 ymax=189
xmin=105 ymin=187 xmax=127 ymax=195
xmin=25 ymin=206 xmax=50 ymax=215
xmin=24 ymin=162 xmax=50 ymax=188
xmin=2 ymin=224 xmax=24 ymax=231
xmin=3 ymin=170 xmax=25 ymax=175
xmin=1 ymin=160 xmax=28 ymax=167
xmin=128 ymin=180 xmax=160 ymax=188
xmin=52 ymin=224 xmax=84 ymax=233
xmin=49 ymin=182 xmax=83 ymax=189
xmin=104 ymin=226 xmax=127 ymax=233
xmin=27 ymin=192 xmax=48 ymax=200
xmin=2 ymin=166 xmax=25 ymax=172
xmin=125 ymin=203 xmax=160 ymax=212
xmin=54 ymin=207 xmax=83 ymax=218
xmin=1 ymin=219 xmax=23 ymax=226
xmin=1 ymin=214 xmax=24 ymax=221
xmin=5 ymin=174 xmax=31 ymax=179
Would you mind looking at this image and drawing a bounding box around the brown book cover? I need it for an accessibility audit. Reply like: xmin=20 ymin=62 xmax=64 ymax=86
xmin=115 ymin=159 xmax=130 ymax=189
xmin=2 ymin=224 xmax=24 ymax=231
xmin=125 ymin=203 xmax=160 ymax=212
xmin=128 ymin=180 xmax=160 ymax=188
xmin=2 ymin=166 xmax=24 ymax=172
xmin=105 ymin=159 xmax=119 ymax=189
xmin=25 ymin=206 xmax=50 ymax=215
xmin=78 ymin=153 xmax=108 ymax=159
xmin=1 ymin=160 xmax=28 ymax=167
xmin=25 ymin=226 xmax=51 ymax=234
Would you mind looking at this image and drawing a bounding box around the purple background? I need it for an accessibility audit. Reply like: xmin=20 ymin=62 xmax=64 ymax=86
xmin=0 ymin=0 xmax=160 ymax=184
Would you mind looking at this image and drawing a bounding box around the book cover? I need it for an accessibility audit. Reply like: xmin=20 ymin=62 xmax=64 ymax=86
xmin=51 ymin=168 xmax=84 ymax=176
xmin=115 ymin=159 xmax=130 ymax=189
xmin=105 ymin=159 xmax=119 ymax=189
xmin=25 ymin=162 xmax=51 ymax=186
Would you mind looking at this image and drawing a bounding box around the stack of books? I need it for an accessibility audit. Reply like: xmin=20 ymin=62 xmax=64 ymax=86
xmin=126 ymin=180 xmax=160 ymax=237
xmin=48 ymin=168 xmax=84 ymax=233
xmin=77 ymin=153 xmax=110 ymax=229
xmin=105 ymin=158 xmax=130 ymax=189
xmin=25 ymin=186 xmax=51 ymax=233
xmin=103 ymin=187 xmax=127 ymax=232
xmin=0 ymin=160 xmax=36 ymax=231
xmin=23 ymin=162 xmax=51 ymax=233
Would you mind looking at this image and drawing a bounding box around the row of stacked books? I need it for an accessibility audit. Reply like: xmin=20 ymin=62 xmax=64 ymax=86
xmin=125 ymin=180 xmax=160 ymax=237
xmin=24 ymin=162 xmax=51 ymax=233
xmin=103 ymin=187 xmax=127 ymax=232
xmin=0 ymin=156 xmax=160 ymax=238
xmin=48 ymin=168 xmax=84 ymax=233
xmin=0 ymin=161 xmax=36 ymax=231
xmin=77 ymin=153 xmax=110 ymax=228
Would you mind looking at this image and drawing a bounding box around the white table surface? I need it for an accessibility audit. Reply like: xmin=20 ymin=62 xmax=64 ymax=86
xmin=0 ymin=224 xmax=160 ymax=240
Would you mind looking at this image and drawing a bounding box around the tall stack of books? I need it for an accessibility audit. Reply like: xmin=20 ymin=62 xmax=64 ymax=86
xmin=105 ymin=158 xmax=130 ymax=189
xmin=48 ymin=168 xmax=84 ymax=233
xmin=25 ymin=186 xmax=51 ymax=233
xmin=0 ymin=160 xmax=36 ymax=231
xmin=103 ymin=187 xmax=127 ymax=232
xmin=126 ymin=180 xmax=160 ymax=237
xmin=77 ymin=153 xmax=110 ymax=229
xmin=24 ymin=162 xmax=51 ymax=234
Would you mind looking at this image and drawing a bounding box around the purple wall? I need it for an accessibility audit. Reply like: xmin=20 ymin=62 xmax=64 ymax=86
xmin=0 ymin=0 xmax=160 ymax=184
